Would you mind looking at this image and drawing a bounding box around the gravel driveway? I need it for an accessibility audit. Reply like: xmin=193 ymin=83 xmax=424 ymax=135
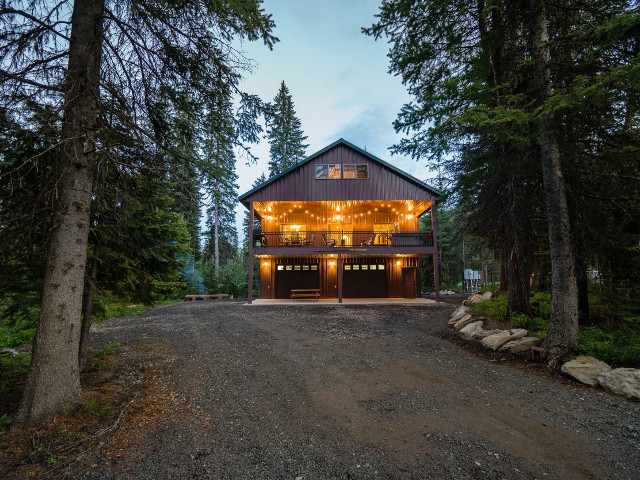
xmin=87 ymin=301 xmax=639 ymax=480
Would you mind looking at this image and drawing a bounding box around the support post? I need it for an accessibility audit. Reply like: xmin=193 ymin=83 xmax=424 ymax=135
xmin=248 ymin=202 xmax=254 ymax=304
xmin=337 ymin=253 xmax=343 ymax=304
xmin=431 ymin=201 xmax=440 ymax=303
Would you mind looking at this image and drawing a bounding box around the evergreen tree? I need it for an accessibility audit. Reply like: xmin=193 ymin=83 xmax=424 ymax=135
xmin=365 ymin=0 xmax=639 ymax=356
xmin=1 ymin=0 xmax=276 ymax=426
xmin=265 ymin=81 xmax=309 ymax=177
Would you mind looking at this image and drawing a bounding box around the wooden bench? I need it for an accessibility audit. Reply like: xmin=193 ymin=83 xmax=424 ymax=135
xmin=290 ymin=289 xmax=321 ymax=301
xmin=184 ymin=294 xmax=231 ymax=301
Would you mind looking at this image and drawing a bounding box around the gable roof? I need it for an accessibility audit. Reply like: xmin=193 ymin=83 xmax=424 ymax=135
xmin=238 ymin=138 xmax=441 ymax=206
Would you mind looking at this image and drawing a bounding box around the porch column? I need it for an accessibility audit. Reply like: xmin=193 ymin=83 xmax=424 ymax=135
xmin=337 ymin=253 xmax=343 ymax=304
xmin=248 ymin=201 xmax=254 ymax=304
xmin=431 ymin=201 xmax=440 ymax=303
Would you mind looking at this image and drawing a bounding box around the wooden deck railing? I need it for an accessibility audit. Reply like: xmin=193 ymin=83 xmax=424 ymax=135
xmin=253 ymin=230 xmax=433 ymax=248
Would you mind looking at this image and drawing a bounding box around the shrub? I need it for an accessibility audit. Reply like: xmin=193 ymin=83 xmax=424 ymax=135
xmin=576 ymin=323 xmax=640 ymax=368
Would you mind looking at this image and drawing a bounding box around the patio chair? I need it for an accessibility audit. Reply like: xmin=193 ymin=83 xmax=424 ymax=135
xmin=361 ymin=233 xmax=377 ymax=247
xmin=279 ymin=233 xmax=291 ymax=246
xmin=321 ymin=233 xmax=336 ymax=247
xmin=303 ymin=232 xmax=315 ymax=245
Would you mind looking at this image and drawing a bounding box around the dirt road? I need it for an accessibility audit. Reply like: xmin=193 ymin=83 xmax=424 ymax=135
xmin=86 ymin=301 xmax=639 ymax=479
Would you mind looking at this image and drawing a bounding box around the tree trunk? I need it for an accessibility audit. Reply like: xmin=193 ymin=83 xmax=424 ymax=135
xmin=530 ymin=0 xmax=578 ymax=356
xmin=79 ymin=259 xmax=99 ymax=371
xmin=214 ymin=180 xmax=220 ymax=275
xmin=14 ymin=0 xmax=104 ymax=427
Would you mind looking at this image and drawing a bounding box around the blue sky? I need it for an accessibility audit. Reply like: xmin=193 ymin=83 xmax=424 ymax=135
xmin=232 ymin=0 xmax=435 ymax=230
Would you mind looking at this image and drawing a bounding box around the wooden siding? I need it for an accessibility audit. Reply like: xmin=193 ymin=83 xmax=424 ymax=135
xmin=242 ymin=144 xmax=435 ymax=204
xmin=256 ymin=255 xmax=423 ymax=299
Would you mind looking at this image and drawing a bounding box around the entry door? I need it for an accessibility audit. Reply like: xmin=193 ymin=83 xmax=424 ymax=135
xmin=402 ymin=267 xmax=416 ymax=299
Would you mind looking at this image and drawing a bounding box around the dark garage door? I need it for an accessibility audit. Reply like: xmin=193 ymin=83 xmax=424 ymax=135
xmin=275 ymin=264 xmax=320 ymax=299
xmin=343 ymin=263 xmax=387 ymax=298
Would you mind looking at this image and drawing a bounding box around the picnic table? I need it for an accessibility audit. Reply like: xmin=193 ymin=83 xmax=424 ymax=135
xmin=290 ymin=289 xmax=321 ymax=301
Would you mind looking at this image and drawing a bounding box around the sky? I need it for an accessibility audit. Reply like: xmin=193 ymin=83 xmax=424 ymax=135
xmin=232 ymin=0 xmax=435 ymax=232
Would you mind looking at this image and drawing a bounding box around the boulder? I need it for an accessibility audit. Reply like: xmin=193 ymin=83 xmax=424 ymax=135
xmin=472 ymin=329 xmax=505 ymax=339
xmin=468 ymin=293 xmax=482 ymax=303
xmin=561 ymin=356 xmax=611 ymax=387
xmin=0 ymin=348 xmax=19 ymax=358
xmin=448 ymin=306 xmax=469 ymax=326
xmin=482 ymin=291 xmax=493 ymax=300
xmin=598 ymin=368 xmax=640 ymax=400
xmin=499 ymin=337 xmax=542 ymax=354
xmin=453 ymin=314 xmax=476 ymax=330
xmin=481 ymin=329 xmax=528 ymax=351
xmin=459 ymin=321 xmax=484 ymax=340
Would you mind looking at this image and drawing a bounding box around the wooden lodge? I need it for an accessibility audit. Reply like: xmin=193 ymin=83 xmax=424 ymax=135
xmin=238 ymin=139 xmax=441 ymax=303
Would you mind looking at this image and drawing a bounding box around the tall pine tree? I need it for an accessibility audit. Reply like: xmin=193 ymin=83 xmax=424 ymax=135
xmin=265 ymin=81 xmax=309 ymax=177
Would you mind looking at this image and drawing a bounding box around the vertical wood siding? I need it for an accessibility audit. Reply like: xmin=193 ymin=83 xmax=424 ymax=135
xmin=243 ymin=144 xmax=436 ymax=203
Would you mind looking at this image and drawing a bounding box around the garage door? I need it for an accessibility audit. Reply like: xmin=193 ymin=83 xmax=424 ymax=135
xmin=275 ymin=263 xmax=320 ymax=299
xmin=343 ymin=263 xmax=387 ymax=298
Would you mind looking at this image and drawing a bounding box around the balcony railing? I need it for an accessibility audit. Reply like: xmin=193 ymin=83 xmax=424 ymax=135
xmin=253 ymin=230 xmax=434 ymax=248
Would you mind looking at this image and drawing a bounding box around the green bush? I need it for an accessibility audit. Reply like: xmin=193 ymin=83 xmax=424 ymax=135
xmin=468 ymin=294 xmax=508 ymax=320
xmin=0 ymin=353 xmax=31 ymax=391
xmin=576 ymin=323 xmax=640 ymax=368
xmin=511 ymin=314 xmax=548 ymax=338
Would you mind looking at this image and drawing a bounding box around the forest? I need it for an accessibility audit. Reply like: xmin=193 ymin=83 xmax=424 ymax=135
xmin=0 ymin=0 xmax=639 ymax=427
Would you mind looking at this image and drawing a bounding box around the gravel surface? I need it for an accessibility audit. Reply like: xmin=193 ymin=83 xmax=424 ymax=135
xmin=86 ymin=301 xmax=639 ymax=480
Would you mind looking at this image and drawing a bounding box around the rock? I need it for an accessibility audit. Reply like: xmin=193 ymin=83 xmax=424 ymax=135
xmin=468 ymin=293 xmax=482 ymax=303
xmin=448 ymin=306 xmax=469 ymax=326
xmin=598 ymin=368 xmax=640 ymax=400
xmin=472 ymin=329 xmax=505 ymax=339
xmin=481 ymin=329 xmax=527 ymax=351
xmin=459 ymin=321 xmax=484 ymax=340
xmin=453 ymin=314 xmax=476 ymax=330
xmin=0 ymin=348 xmax=19 ymax=358
xmin=499 ymin=337 xmax=542 ymax=354
xmin=482 ymin=291 xmax=493 ymax=300
xmin=561 ymin=356 xmax=612 ymax=387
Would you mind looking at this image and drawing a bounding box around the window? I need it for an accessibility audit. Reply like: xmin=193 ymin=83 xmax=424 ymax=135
xmin=361 ymin=264 xmax=368 ymax=270
xmin=378 ymin=264 xmax=385 ymax=270
xmin=303 ymin=265 xmax=309 ymax=271
xmin=294 ymin=265 xmax=301 ymax=270
xmin=353 ymin=265 xmax=360 ymax=270
xmin=344 ymin=265 xmax=351 ymax=270
xmin=343 ymin=164 xmax=356 ymax=179
xmin=277 ymin=265 xmax=284 ymax=271
xmin=286 ymin=265 xmax=292 ymax=271
xmin=316 ymin=164 xmax=341 ymax=179
xmin=343 ymin=164 xmax=368 ymax=179
xmin=311 ymin=265 xmax=318 ymax=270
xmin=356 ymin=164 xmax=369 ymax=178
xmin=370 ymin=265 xmax=377 ymax=270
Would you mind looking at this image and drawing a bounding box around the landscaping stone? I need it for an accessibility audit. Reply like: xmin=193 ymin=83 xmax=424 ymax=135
xmin=472 ymin=329 xmax=505 ymax=339
xmin=481 ymin=329 xmax=527 ymax=351
xmin=452 ymin=314 xmax=476 ymax=330
xmin=499 ymin=337 xmax=542 ymax=354
xmin=598 ymin=368 xmax=640 ymax=400
xmin=561 ymin=356 xmax=612 ymax=387
xmin=459 ymin=321 xmax=484 ymax=340
xmin=482 ymin=291 xmax=493 ymax=300
xmin=448 ymin=306 xmax=469 ymax=325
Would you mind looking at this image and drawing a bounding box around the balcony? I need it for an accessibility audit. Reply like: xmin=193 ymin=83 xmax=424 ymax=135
xmin=252 ymin=229 xmax=434 ymax=254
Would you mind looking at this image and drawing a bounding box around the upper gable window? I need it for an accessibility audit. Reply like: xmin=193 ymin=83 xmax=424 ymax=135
xmin=316 ymin=163 xmax=368 ymax=180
